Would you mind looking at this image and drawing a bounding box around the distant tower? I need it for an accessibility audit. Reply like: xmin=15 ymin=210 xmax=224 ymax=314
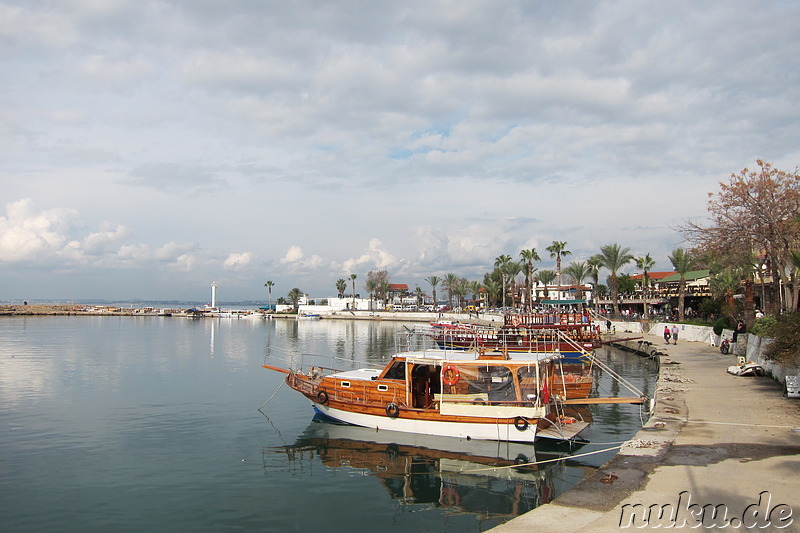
xmin=211 ymin=281 xmax=217 ymax=309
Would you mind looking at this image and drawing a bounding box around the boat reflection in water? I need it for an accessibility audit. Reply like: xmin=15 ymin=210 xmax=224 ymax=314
xmin=264 ymin=415 xmax=590 ymax=521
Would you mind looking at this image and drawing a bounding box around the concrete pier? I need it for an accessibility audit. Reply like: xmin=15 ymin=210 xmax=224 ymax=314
xmin=492 ymin=332 xmax=800 ymax=532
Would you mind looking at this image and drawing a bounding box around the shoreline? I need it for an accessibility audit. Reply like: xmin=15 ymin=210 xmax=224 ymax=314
xmin=491 ymin=333 xmax=800 ymax=532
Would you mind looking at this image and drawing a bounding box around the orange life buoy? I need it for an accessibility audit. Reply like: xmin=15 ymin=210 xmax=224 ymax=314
xmin=441 ymin=364 xmax=461 ymax=386
xmin=511 ymin=317 xmax=521 ymax=327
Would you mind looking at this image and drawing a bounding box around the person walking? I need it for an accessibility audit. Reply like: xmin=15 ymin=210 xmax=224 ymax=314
xmin=663 ymin=325 xmax=671 ymax=344
xmin=671 ymin=324 xmax=679 ymax=345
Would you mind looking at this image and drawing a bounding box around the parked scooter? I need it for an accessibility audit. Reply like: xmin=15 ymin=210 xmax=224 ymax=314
xmin=720 ymin=338 xmax=730 ymax=354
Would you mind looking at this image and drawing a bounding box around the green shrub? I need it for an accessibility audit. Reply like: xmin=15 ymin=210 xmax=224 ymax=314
xmin=762 ymin=312 xmax=800 ymax=366
xmin=712 ymin=317 xmax=732 ymax=336
xmin=749 ymin=315 xmax=777 ymax=337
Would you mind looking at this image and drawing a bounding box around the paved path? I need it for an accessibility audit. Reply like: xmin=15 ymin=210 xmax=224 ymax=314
xmin=493 ymin=333 xmax=800 ymax=532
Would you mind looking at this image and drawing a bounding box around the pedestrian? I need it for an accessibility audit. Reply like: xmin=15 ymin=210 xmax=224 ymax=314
xmin=663 ymin=325 xmax=671 ymax=344
xmin=606 ymin=319 xmax=612 ymax=332
xmin=733 ymin=321 xmax=747 ymax=356
xmin=671 ymin=324 xmax=679 ymax=345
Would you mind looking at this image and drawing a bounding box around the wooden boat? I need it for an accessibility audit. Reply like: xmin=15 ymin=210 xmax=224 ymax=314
xmin=425 ymin=311 xmax=601 ymax=363
xmin=263 ymin=347 xmax=589 ymax=443
xmin=553 ymin=364 xmax=593 ymax=399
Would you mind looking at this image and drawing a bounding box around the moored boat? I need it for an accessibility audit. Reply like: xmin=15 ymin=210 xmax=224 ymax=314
xmin=425 ymin=310 xmax=601 ymax=363
xmin=263 ymin=346 xmax=589 ymax=443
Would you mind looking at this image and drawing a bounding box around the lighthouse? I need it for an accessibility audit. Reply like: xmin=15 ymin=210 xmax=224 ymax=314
xmin=211 ymin=281 xmax=217 ymax=309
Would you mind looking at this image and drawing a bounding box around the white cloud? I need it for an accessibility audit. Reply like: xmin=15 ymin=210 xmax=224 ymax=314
xmin=340 ymin=239 xmax=397 ymax=274
xmin=281 ymin=246 xmax=304 ymax=264
xmin=0 ymin=199 xmax=78 ymax=262
xmin=223 ymin=252 xmax=254 ymax=271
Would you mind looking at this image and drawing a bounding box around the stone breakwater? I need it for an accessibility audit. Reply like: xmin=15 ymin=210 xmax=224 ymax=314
xmin=0 ymin=305 xmax=181 ymax=316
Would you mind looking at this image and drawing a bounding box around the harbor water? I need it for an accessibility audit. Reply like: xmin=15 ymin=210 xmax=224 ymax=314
xmin=0 ymin=316 xmax=656 ymax=532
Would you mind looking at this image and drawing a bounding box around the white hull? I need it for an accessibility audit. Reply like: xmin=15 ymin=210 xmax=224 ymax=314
xmin=311 ymin=401 xmax=539 ymax=444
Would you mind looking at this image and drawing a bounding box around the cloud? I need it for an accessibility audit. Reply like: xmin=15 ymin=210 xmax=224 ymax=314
xmin=223 ymin=252 xmax=254 ymax=271
xmin=340 ymin=239 xmax=397 ymax=274
xmin=0 ymin=198 xmax=78 ymax=262
xmin=281 ymin=245 xmax=304 ymax=264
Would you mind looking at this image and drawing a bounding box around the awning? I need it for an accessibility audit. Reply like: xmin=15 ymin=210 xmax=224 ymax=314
xmin=540 ymin=299 xmax=586 ymax=305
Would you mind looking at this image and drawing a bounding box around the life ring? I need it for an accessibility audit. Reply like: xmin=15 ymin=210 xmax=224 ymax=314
xmin=514 ymin=416 xmax=529 ymax=431
xmin=439 ymin=487 xmax=460 ymax=507
xmin=316 ymin=390 xmax=329 ymax=404
xmin=385 ymin=403 xmax=400 ymax=418
xmin=441 ymin=365 xmax=461 ymax=386
xmin=511 ymin=317 xmax=521 ymax=327
xmin=514 ymin=453 xmax=529 ymax=465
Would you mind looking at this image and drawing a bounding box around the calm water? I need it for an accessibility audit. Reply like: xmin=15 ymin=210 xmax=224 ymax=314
xmin=0 ymin=316 xmax=656 ymax=532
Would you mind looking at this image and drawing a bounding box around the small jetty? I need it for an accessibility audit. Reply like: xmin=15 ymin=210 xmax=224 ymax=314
xmin=602 ymin=334 xmax=666 ymax=363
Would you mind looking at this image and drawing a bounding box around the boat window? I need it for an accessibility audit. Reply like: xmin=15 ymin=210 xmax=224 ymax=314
xmin=341 ymin=381 xmax=351 ymax=388
xmin=441 ymin=365 xmax=517 ymax=403
xmin=377 ymin=384 xmax=389 ymax=392
xmin=383 ymin=361 xmax=406 ymax=380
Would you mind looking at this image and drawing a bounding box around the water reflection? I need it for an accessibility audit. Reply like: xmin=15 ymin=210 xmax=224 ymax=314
xmin=264 ymin=416 xmax=588 ymax=521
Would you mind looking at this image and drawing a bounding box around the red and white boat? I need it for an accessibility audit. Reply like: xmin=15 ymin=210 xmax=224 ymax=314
xmin=425 ymin=311 xmax=601 ymax=362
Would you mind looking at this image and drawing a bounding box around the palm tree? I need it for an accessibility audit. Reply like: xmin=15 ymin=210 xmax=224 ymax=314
xmin=380 ymin=280 xmax=391 ymax=308
xmin=494 ymin=254 xmax=513 ymax=309
xmin=506 ymin=261 xmax=523 ymax=310
xmin=414 ymin=286 xmax=424 ymax=309
xmin=335 ymin=278 xmax=347 ymax=298
xmin=563 ymin=261 xmax=590 ymax=301
xmin=287 ymin=287 xmax=303 ymax=312
xmin=669 ymin=248 xmax=695 ymax=321
xmin=634 ymin=254 xmax=656 ymax=319
xmin=349 ymin=273 xmax=357 ymax=309
xmin=710 ymin=267 xmax=741 ymax=320
xmin=520 ymin=248 xmax=541 ymax=311
xmin=264 ymin=281 xmax=274 ymax=309
xmin=425 ymin=276 xmax=440 ymax=308
xmin=468 ymin=280 xmax=483 ymax=309
xmin=483 ymin=279 xmax=501 ymax=307
xmin=444 ymin=273 xmax=460 ymax=308
xmin=365 ymin=279 xmax=377 ymax=310
xmin=537 ymin=270 xmax=557 ymax=300
xmin=546 ymin=241 xmax=571 ymax=297
xmin=586 ymin=255 xmax=604 ymax=307
xmin=598 ymin=244 xmax=634 ymax=316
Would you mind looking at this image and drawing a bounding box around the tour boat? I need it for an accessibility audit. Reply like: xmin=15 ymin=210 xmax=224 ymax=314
xmin=425 ymin=311 xmax=601 ymax=362
xmin=263 ymin=347 xmax=590 ymax=443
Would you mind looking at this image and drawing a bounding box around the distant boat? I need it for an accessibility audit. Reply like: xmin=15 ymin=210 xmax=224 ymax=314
xmin=297 ymin=313 xmax=322 ymax=320
xmin=425 ymin=311 xmax=601 ymax=362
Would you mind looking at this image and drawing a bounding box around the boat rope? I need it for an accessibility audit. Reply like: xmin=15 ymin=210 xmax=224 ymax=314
xmin=586 ymin=352 xmax=645 ymax=398
xmin=653 ymin=416 xmax=800 ymax=431
xmin=466 ymin=444 xmax=624 ymax=472
xmin=257 ymin=379 xmax=285 ymax=411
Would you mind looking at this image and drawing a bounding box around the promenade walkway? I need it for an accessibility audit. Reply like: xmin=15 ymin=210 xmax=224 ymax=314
xmin=493 ymin=332 xmax=800 ymax=532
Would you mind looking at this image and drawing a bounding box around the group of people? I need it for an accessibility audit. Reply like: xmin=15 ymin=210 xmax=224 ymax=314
xmin=663 ymin=324 xmax=680 ymax=345
xmin=662 ymin=320 xmax=748 ymax=355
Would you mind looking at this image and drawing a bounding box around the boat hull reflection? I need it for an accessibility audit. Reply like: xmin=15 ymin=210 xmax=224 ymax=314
xmin=265 ymin=415 xmax=588 ymax=520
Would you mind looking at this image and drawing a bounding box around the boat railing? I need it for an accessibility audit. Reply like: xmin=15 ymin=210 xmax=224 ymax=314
xmin=504 ymin=312 xmax=592 ymax=328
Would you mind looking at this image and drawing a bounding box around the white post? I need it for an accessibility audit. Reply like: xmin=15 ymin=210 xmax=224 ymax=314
xmin=211 ymin=281 xmax=217 ymax=309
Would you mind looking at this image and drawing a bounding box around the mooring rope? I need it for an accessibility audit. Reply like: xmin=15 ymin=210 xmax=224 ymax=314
xmin=466 ymin=444 xmax=625 ymax=472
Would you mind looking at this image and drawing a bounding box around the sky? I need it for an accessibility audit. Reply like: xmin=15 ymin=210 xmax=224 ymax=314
xmin=1 ymin=0 xmax=799 ymax=303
